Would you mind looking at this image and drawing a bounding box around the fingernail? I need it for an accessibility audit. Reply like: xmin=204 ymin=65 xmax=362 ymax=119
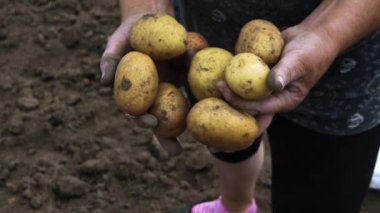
xmin=275 ymin=75 xmax=285 ymax=91
xmin=100 ymin=71 xmax=105 ymax=80
xmin=100 ymin=60 xmax=118 ymax=86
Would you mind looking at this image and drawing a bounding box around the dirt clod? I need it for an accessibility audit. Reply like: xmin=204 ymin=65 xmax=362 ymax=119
xmin=54 ymin=176 xmax=87 ymax=198
xmin=60 ymin=27 xmax=81 ymax=48
xmin=78 ymin=159 xmax=109 ymax=175
xmin=0 ymin=29 xmax=8 ymax=40
xmin=29 ymin=195 xmax=43 ymax=209
xmin=17 ymin=96 xmax=39 ymax=111
xmin=98 ymin=87 xmax=113 ymax=96
xmin=185 ymin=150 xmax=211 ymax=172
xmin=66 ymin=93 xmax=82 ymax=106
xmin=7 ymin=112 xmax=24 ymax=135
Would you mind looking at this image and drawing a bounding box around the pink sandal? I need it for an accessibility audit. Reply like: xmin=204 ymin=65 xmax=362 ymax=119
xmin=189 ymin=197 xmax=257 ymax=213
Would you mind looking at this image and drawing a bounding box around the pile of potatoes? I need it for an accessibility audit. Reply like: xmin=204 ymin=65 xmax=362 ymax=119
xmin=113 ymin=13 xmax=284 ymax=151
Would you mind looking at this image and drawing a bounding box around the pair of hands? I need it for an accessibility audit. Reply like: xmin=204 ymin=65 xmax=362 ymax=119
xmin=100 ymin=13 xmax=338 ymax=154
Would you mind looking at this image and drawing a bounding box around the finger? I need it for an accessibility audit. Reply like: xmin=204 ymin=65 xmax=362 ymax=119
xmin=219 ymin=79 xmax=304 ymax=115
xmin=154 ymin=134 xmax=183 ymax=156
xmin=100 ymin=23 xmax=131 ymax=86
xmin=255 ymin=114 xmax=274 ymax=135
xmin=281 ymin=26 xmax=299 ymax=43
xmin=100 ymin=53 xmax=122 ymax=86
xmin=217 ymin=81 xmax=252 ymax=108
xmin=130 ymin=114 xmax=158 ymax=129
xmin=243 ymin=84 xmax=305 ymax=115
xmin=267 ymin=51 xmax=306 ymax=92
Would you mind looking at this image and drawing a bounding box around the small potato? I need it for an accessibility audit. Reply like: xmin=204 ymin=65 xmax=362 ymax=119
xmin=188 ymin=47 xmax=233 ymax=100
xmin=235 ymin=19 xmax=284 ymax=66
xmin=149 ymin=83 xmax=189 ymax=138
xmin=187 ymin=97 xmax=259 ymax=151
xmin=156 ymin=32 xmax=209 ymax=85
xmin=114 ymin=51 xmax=158 ymax=116
xmin=130 ymin=13 xmax=187 ymax=61
xmin=187 ymin=32 xmax=209 ymax=54
xmin=225 ymin=53 xmax=272 ymax=100
xmin=238 ymin=19 xmax=281 ymax=34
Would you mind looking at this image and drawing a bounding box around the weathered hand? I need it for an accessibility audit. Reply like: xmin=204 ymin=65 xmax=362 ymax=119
xmin=100 ymin=13 xmax=146 ymax=86
xmin=219 ymin=25 xmax=338 ymax=117
xmin=100 ymin=4 xmax=182 ymax=156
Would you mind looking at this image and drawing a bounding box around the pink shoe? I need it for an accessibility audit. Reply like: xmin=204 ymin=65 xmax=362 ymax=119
xmin=191 ymin=197 xmax=257 ymax=213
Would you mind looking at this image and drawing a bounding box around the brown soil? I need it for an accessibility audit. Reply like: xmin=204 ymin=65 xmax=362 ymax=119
xmin=0 ymin=1 xmax=379 ymax=212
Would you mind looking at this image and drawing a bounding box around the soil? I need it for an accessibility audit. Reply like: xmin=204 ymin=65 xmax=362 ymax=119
xmin=0 ymin=0 xmax=379 ymax=212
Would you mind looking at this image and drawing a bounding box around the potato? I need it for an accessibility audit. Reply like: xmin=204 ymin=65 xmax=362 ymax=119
xmin=235 ymin=19 xmax=284 ymax=66
xmin=225 ymin=53 xmax=272 ymax=100
xmin=187 ymin=32 xmax=208 ymax=54
xmin=149 ymin=83 xmax=189 ymax=138
xmin=114 ymin=51 xmax=158 ymax=116
xmin=155 ymin=32 xmax=209 ymax=86
xmin=129 ymin=13 xmax=187 ymax=61
xmin=239 ymin=19 xmax=280 ymax=34
xmin=187 ymin=97 xmax=259 ymax=151
xmin=188 ymin=47 xmax=233 ymax=100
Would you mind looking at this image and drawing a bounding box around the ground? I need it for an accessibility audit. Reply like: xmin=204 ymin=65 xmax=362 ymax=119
xmin=0 ymin=0 xmax=379 ymax=212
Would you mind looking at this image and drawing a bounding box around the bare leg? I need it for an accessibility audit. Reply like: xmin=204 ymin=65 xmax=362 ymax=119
xmin=215 ymin=141 xmax=264 ymax=213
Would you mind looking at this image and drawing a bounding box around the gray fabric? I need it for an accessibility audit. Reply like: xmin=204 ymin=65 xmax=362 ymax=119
xmin=174 ymin=0 xmax=380 ymax=136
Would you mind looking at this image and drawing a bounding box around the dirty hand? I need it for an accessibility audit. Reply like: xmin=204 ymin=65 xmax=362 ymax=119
xmin=100 ymin=1 xmax=181 ymax=155
xmin=218 ymin=25 xmax=338 ymax=133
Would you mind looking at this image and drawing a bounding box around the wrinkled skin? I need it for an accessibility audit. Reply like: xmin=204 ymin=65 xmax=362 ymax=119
xmin=217 ymin=25 xmax=338 ymax=143
xmin=99 ymin=3 xmax=185 ymax=155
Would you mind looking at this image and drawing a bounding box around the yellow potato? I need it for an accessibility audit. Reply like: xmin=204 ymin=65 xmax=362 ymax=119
xmin=130 ymin=13 xmax=187 ymax=61
xmin=239 ymin=19 xmax=280 ymax=34
xmin=149 ymin=83 xmax=189 ymax=138
xmin=225 ymin=53 xmax=272 ymax=100
xmin=114 ymin=51 xmax=158 ymax=116
xmin=187 ymin=97 xmax=259 ymax=151
xmin=235 ymin=19 xmax=284 ymax=66
xmin=188 ymin=47 xmax=233 ymax=100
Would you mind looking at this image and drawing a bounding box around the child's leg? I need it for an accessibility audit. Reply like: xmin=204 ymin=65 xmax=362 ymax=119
xmin=192 ymin=138 xmax=264 ymax=213
xmin=215 ymin=141 xmax=264 ymax=212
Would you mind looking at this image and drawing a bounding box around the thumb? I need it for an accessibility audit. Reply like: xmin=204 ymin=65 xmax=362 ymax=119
xmin=124 ymin=113 xmax=158 ymax=129
xmin=100 ymin=22 xmax=132 ymax=86
xmin=134 ymin=114 xmax=158 ymax=128
xmin=153 ymin=134 xmax=183 ymax=156
xmin=267 ymin=52 xmax=306 ymax=92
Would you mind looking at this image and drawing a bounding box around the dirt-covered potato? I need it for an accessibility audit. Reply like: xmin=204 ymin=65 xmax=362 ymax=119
xmin=149 ymin=83 xmax=189 ymax=138
xmin=225 ymin=53 xmax=272 ymax=100
xmin=129 ymin=13 xmax=187 ymax=61
xmin=239 ymin=19 xmax=280 ymax=34
xmin=187 ymin=97 xmax=259 ymax=151
xmin=188 ymin=47 xmax=233 ymax=100
xmin=114 ymin=51 xmax=158 ymax=116
xmin=235 ymin=19 xmax=284 ymax=66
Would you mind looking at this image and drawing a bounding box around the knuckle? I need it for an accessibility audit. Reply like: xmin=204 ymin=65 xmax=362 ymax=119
xmin=286 ymin=86 xmax=306 ymax=110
